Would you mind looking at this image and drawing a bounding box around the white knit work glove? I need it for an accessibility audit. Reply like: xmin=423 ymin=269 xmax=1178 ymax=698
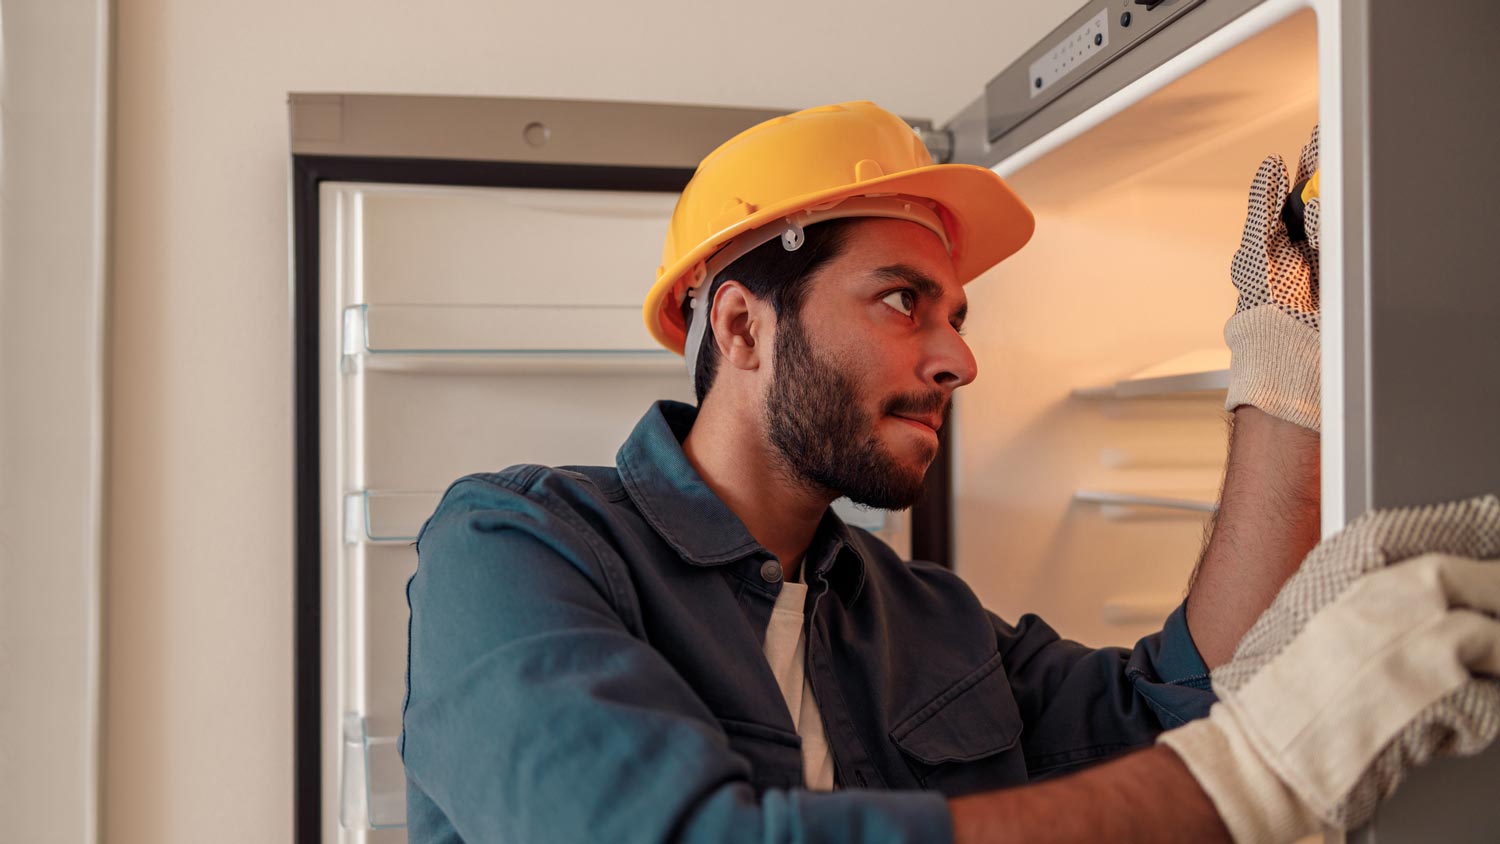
xmin=1161 ymin=494 xmax=1500 ymax=844
xmin=1224 ymin=126 xmax=1322 ymax=431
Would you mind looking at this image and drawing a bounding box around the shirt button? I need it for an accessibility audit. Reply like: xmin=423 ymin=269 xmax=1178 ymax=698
xmin=760 ymin=560 xmax=783 ymax=583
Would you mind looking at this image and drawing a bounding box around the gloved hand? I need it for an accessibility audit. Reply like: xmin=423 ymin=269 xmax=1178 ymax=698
xmin=1161 ymin=493 xmax=1500 ymax=843
xmin=1224 ymin=126 xmax=1322 ymax=431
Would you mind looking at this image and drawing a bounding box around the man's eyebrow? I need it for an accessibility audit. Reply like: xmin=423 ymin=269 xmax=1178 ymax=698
xmin=872 ymin=264 xmax=968 ymax=325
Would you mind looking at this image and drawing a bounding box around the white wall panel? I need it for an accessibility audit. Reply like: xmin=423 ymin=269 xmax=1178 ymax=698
xmin=359 ymin=187 xmax=679 ymax=307
xmin=0 ymin=2 xmax=109 ymax=842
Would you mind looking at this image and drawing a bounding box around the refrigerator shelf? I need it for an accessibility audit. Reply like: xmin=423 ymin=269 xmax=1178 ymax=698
xmin=343 ymin=304 xmax=681 ymax=374
xmin=1071 ymin=349 xmax=1230 ymax=400
xmin=340 ymin=713 xmax=406 ymax=831
xmin=1073 ymin=488 xmax=1218 ymax=517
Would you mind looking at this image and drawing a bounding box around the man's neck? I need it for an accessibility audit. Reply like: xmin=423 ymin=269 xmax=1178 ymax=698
xmin=681 ymin=397 xmax=831 ymax=582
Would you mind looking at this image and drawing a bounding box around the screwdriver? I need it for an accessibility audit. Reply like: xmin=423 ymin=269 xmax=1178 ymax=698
xmin=1282 ymin=169 xmax=1320 ymax=243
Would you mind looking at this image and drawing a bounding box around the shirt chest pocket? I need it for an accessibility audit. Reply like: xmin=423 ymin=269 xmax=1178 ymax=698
xmin=889 ymin=651 xmax=1028 ymax=797
xmin=719 ymin=717 xmax=803 ymax=794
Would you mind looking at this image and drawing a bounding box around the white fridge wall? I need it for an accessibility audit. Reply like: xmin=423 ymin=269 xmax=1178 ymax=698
xmin=359 ymin=186 xmax=678 ymax=306
xmin=955 ymin=10 xmax=1319 ymax=648
xmin=355 ymin=545 xmax=415 ymax=739
xmin=358 ymin=370 xmax=694 ymax=488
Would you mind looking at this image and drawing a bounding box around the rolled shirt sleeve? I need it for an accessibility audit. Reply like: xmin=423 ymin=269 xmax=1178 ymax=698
xmin=991 ymin=602 xmax=1216 ymax=779
xmin=1124 ymin=603 xmax=1215 ymax=728
xmin=402 ymin=475 xmax=954 ymax=844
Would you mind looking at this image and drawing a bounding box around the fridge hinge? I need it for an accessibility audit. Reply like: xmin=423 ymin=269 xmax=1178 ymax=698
xmin=915 ymin=126 xmax=954 ymax=164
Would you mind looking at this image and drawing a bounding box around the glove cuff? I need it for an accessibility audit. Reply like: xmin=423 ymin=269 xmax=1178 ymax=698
xmin=1224 ymin=306 xmax=1321 ymax=431
xmin=1158 ymin=707 xmax=1320 ymax=844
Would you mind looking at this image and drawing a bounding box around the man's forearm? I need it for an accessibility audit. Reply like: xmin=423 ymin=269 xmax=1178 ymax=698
xmin=949 ymin=745 xmax=1229 ymax=844
xmin=1187 ymin=405 xmax=1321 ymax=668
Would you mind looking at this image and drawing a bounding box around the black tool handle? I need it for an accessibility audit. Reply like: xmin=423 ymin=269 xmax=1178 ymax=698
xmin=1283 ymin=176 xmax=1313 ymax=243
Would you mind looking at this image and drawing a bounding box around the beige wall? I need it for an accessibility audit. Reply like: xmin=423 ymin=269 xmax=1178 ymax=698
xmin=106 ymin=1 xmax=1078 ymax=840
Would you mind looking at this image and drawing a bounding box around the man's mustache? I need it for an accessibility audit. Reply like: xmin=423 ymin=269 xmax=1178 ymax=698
xmin=882 ymin=391 xmax=950 ymax=428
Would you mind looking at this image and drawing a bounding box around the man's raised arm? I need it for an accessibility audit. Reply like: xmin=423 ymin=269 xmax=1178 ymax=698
xmin=1185 ymin=128 xmax=1324 ymax=668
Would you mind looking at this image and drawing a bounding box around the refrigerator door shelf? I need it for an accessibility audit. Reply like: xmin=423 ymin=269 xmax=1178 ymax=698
xmin=339 ymin=713 xmax=406 ymax=831
xmin=342 ymin=303 xmax=680 ymax=375
xmin=1072 ymin=349 xmax=1231 ymax=400
xmin=344 ymin=490 xmax=442 ymax=545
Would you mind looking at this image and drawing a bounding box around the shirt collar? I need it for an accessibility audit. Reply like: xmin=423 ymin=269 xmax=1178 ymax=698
xmin=616 ymin=400 xmax=867 ymax=601
xmin=803 ymin=508 xmax=870 ymax=602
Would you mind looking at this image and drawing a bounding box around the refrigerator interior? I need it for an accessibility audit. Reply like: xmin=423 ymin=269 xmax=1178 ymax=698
xmin=953 ymin=8 xmax=1317 ymax=649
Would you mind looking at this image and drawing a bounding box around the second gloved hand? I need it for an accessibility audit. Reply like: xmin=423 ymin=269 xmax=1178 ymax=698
xmin=1161 ymin=494 xmax=1500 ymax=843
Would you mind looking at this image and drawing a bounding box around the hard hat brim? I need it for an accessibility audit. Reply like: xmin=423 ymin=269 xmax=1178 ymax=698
xmin=644 ymin=162 xmax=1035 ymax=355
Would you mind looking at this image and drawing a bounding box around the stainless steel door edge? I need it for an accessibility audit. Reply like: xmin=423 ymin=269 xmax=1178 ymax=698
xmin=944 ymin=0 xmax=1269 ymax=169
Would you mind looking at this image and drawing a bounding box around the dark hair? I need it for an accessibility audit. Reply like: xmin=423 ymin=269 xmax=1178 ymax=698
xmin=684 ymin=219 xmax=859 ymax=403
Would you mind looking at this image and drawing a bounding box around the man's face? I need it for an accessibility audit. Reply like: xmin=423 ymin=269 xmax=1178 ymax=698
xmin=764 ymin=218 xmax=978 ymax=510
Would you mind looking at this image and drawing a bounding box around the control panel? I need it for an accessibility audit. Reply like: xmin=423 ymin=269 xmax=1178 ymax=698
xmin=1030 ymin=9 xmax=1112 ymax=100
xmin=986 ymin=0 xmax=1205 ymax=144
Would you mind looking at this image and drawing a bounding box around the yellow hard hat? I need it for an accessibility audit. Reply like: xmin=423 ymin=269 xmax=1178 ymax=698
xmin=645 ymin=100 xmax=1035 ymax=357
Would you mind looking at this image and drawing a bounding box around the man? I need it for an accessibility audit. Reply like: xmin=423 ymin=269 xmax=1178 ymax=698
xmin=401 ymin=102 xmax=1500 ymax=843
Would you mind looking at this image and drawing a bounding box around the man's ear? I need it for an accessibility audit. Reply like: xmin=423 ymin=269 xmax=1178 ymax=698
xmin=709 ymin=280 xmax=767 ymax=373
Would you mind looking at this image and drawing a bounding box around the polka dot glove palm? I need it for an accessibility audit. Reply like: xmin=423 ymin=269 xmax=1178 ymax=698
xmin=1225 ymin=126 xmax=1322 ymax=431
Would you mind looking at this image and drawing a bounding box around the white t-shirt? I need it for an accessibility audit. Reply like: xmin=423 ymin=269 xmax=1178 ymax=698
xmin=760 ymin=574 xmax=836 ymax=791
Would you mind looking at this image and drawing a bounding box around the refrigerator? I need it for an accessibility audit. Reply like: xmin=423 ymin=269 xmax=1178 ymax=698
xmin=289 ymin=1 xmax=1500 ymax=841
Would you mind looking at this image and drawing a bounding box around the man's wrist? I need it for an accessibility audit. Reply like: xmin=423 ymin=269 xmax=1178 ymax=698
xmin=1229 ymin=404 xmax=1319 ymax=453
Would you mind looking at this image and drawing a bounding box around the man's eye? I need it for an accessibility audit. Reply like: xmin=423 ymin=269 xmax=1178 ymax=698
xmin=881 ymin=290 xmax=915 ymax=317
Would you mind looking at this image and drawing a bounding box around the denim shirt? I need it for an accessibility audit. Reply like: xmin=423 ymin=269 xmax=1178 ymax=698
xmin=402 ymin=400 xmax=1214 ymax=843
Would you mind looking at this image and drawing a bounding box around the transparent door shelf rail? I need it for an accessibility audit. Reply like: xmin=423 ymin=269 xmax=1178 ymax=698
xmin=1072 ymin=349 xmax=1230 ymax=399
xmin=1073 ymin=488 xmax=1218 ymax=517
xmin=340 ymin=713 xmax=406 ymax=831
xmin=342 ymin=303 xmax=682 ymax=373
xmin=347 ymin=489 xmax=896 ymax=544
xmin=345 ymin=490 xmax=443 ymax=544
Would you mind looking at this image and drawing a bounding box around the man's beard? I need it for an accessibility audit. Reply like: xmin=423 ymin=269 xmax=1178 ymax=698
xmin=765 ymin=315 xmax=946 ymax=511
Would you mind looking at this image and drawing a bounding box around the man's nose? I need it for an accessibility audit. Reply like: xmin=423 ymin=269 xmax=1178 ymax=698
xmin=921 ymin=324 xmax=978 ymax=392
